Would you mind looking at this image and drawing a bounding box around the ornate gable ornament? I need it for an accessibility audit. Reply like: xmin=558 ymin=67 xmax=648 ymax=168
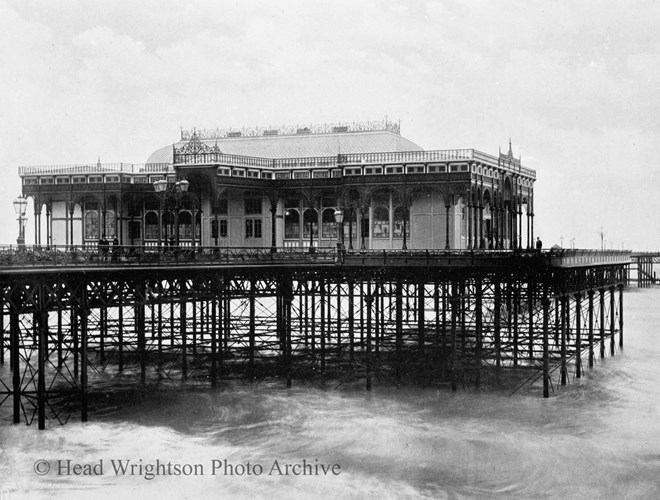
xmin=498 ymin=138 xmax=521 ymax=169
xmin=175 ymin=131 xmax=221 ymax=155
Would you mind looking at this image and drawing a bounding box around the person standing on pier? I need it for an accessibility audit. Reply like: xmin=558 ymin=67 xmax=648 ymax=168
xmin=99 ymin=234 xmax=109 ymax=261
xmin=111 ymin=236 xmax=120 ymax=262
xmin=536 ymin=237 xmax=543 ymax=252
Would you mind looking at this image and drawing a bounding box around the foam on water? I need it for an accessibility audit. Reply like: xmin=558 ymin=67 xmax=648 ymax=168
xmin=1 ymin=289 xmax=660 ymax=499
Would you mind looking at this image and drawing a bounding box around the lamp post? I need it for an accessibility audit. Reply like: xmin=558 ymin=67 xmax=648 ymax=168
xmin=334 ymin=208 xmax=344 ymax=253
xmin=153 ymin=178 xmax=189 ymax=248
xmin=13 ymin=195 xmax=28 ymax=249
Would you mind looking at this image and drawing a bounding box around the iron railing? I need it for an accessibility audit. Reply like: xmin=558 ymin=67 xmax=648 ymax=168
xmin=18 ymin=163 xmax=173 ymax=176
xmin=0 ymin=245 xmax=337 ymax=268
xmin=0 ymin=245 xmax=631 ymax=269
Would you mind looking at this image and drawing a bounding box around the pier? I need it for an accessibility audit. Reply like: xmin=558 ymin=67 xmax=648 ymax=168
xmin=0 ymin=245 xmax=629 ymax=429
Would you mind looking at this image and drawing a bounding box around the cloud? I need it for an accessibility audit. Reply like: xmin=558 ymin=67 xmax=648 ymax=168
xmin=0 ymin=0 xmax=658 ymax=249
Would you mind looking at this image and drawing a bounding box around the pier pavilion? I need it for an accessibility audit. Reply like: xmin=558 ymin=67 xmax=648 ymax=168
xmin=2 ymin=119 xmax=632 ymax=430
xmin=17 ymin=120 xmax=536 ymax=251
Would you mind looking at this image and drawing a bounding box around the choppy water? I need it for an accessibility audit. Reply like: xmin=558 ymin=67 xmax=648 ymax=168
xmin=1 ymin=288 xmax=660 ymax=499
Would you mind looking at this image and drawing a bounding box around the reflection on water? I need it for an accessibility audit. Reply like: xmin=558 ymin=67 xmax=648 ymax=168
xmin=1 ymin=289 xmax=660 ymax=499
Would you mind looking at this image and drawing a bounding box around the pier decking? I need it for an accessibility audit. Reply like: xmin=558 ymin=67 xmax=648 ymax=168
xmin=0 ymin=246 xmax=630 ymax=428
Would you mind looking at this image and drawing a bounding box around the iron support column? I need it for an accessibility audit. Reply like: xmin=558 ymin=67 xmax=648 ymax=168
xmin=588 ymin=290 xmax=594 ymax=369
xmin=365 ymin=281 xmax=373 ymax=391
xmin=542 ymin=295 xmax=550 ymax=398
xmin=475 ymin=279 xmax=483 ymax=387
xmin=37 ymin=284 xmax=48 ymax=429
xmin=575 ymin=292 xmax=582 ymax=379
xmin=560 ymin=295 xmax=567 ymax=386
xmin=599 ymin=288 xmax=605 ymax=359
xmin=609 ymin=286 xmax=616 ymax=356
xmin=494 ymin=281 xmax=501 ymax=369
xmin=10 ymin=307 xmax=20 ymax=424
xmin=80 ymin=288 xmax=88 ymax=423
xmin=450 ymin=286 xmax=458 ymax=391
xmin=618 ymin=284 xmax=624 ymax=348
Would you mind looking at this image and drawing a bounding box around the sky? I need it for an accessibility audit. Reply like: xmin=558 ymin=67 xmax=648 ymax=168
xmin=0 ymin=0 xmax=658 ymax=250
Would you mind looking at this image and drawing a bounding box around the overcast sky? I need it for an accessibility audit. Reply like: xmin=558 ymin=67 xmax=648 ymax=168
xmin=1 ymin=0 xmax=658 ymax=250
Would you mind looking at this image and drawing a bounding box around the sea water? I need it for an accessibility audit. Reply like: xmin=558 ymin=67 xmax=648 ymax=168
xmin=0 ymin=288 xmax=659 ymax=499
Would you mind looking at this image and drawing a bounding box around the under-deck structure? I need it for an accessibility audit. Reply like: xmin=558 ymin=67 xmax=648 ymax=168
xmin=630 ymin=252 xmax=659 ymax=287
xmin=0 ymin=246 xmax=629 ymax=429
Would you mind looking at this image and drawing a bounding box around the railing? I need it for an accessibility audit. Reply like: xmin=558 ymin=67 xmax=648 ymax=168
xmin=18 ymin=163 xmax=172 ymax=176
xmin=180 ymin=119 xmax=401 ymax=140
xmin=548 ymin=249 xmax=631 ymax=267
xmin=0 ymin=245 xmax=337 ymax=268
xmin=173 ymin=148 xmax=536 ymax=179
xmin=20 ymin=151 xmax=536 ymax=180
xmin=174 ymin=152 xmax=274 ymax=168
xmin=340 ymin=149 xmax=474 ymax=165
xmin=0 ymin=245 xmax=632 ymax=269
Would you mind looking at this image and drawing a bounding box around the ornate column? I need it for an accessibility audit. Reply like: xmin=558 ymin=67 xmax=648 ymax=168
xmin=444 ymin=193 xmax=451 ymax=250
xmin=69 ymin=203 xmax=75 ymax=247
xmin=479 ymin=202 xmax=484 ymax=249
xmin=518 ymin=195 xmax=523 ymax=250
xmin=117 ymin=209 xmax=124 ymax=245
xmin=526 ymin=205 xmax=531 ymax=249
xmin=34 ymin=202 xmax=42 ymax=246
xmin=46 ymin=203 xmax=52 ymax=247
xmin=530 ymin=194 xmax=535 ymax=243
xmin=467 ymin=199 xmax=472 ymax=249
xmin=270 ymin=199 xmax=278 ymax=253
xmin=102 ymin=198 xmax=107 ymax=239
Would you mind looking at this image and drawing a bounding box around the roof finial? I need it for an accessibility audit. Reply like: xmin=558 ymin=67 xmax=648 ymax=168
xmin=97 ymin=156 xmax=101 ymax=168
xmin=508 ymin=138 xmax=513 ymax=157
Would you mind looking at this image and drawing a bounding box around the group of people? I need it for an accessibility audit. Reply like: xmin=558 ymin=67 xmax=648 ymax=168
xmin=98 ymin=235 xmax=120 ymax=261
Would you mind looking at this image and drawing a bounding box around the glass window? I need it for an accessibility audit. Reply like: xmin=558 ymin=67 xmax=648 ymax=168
xmin=285 ymin=209 xmax=300 ymax=239
xmin=84 ymin=211 xmax=99 ymax=241
xmin=322 ymin=208 xmax=337 ymax=239
xmin=245 ymin=218 xmax=262 ymax=238
xmin=393 ymin=206 xmax=410 ymax=238
xmin=244 ymin=193 xmax=262 ymax=215
xmin=372 ymin=206 xmax=389 ymax=238
xmin=145 ymin=212 xmax=158 ymax=239
xmin=104 ymin=209 xmax=116 ymax=238
xmin=128 ymin=221 xmax=141 ymax=240
xmin=361 ymin=214 xmax=370 ymax=239
xmin=179 ymin=211 xmax=192 ymax=239
xmin=213 ymin=198 xmax=228 ymax=215
xmin=303 ymin=209 xmax=318 ymax=238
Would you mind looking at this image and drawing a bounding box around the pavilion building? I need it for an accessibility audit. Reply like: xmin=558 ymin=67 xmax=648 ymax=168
xmin=17 ymin=120 xmax=536 ymax=251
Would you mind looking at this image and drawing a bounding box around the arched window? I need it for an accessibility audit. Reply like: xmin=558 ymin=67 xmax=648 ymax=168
xmin=145 ymin=212 xmax=158 ymax=240
xmin=162 ymin=212 xmax=174 ymax=240
xmin=284 ymin=209 xmax=300 ymax=239
xmin=343 ymin=207 xmax=357 ymax=243
xmin=84 ymin=210 xmax=99 ymax=241
xmin=322 ymin=208 xmax=337 ymax=239
xmin=303 ymin=208 xmax=318 ymax=238
xmin=372 ymin=206 xmax=389 ymax=238
xmin=179 ymin=211 xmax=192 ymax=239
xmin=393 ymin=206 xmax=409 ymax=238
xmin=361 ymin=213 xmax=370 ymax=239
xmin=104 ymin=209 xmax=116 ymax=238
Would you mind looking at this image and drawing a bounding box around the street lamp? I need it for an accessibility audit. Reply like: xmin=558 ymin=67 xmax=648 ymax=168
xmin=13 ymin=195 xmax=28 ymax=249
xmin=334 ymin=208 xmax=344 ymax=254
